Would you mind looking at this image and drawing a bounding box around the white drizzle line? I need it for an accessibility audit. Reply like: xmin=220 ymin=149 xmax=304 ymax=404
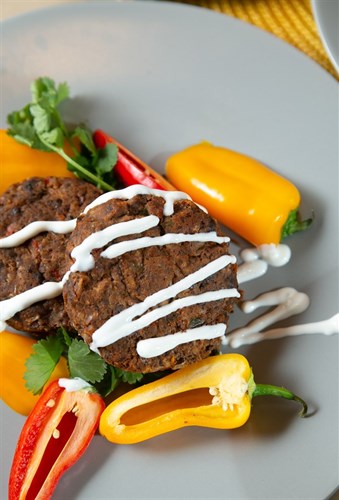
xmin=0 ymin=281 xmax=64 ymax=330
xmin=223 ymin=287 xmax=313 ymax=348
xmin=237 ymin=244 xmax=291 ymax=284
xmin=241 ymin=244 xmax=291 ymax=267
xmin=83 ymin=184 xmax=191 ymax=216
xmin=58 ymin=377 xmax=92 ymax=392
xmin=91 ymin=289 xmax=238 ymax=353
xmin=101 ymin=231 xmax=229 ymax=260
xmin=225 ymin=312 xmax=339 ymax=348
xmin=70 ymin=215 xmax=159 ymax=272
xmin=90 ymin=255 xmax=238 ymax=352
xmin=0 ymin=185 xmax=191 ymax=248
xmin=0 ymin=220 xmax=77 ymax=248
xmin=137 ymin=324 xmax=226 ymax=358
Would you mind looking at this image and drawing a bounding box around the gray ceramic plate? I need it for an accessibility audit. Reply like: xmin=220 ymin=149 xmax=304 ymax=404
xmin=312 ymin=0 xmax=339 ymax=73
xmin=1 ymin=1 xmax=338 ymax=498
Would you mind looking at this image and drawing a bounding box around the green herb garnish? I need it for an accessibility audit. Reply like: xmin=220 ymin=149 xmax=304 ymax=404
xmin=24 ymin=335 xmax=65 ymax=395
xmin=24 ymin=328 xmax=143 ymax=397
xmin=67 ymin=339 xmax=107 ymax=384
xmin=7 ymin=76 xmax=117 ymax=191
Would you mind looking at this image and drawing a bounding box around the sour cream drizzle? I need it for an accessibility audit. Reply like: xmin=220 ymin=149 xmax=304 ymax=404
xmin=82 ymin=185 xmax=192 ymax=216
xmin=90 ymin=255 xmax=239 ymax=353
xmin=101 ymin=231 xmax=229 ymax=260
xmin=58 ymin=377 xmax=92 ymax=392
xmin=0 ymin=280 xmax=64 ymax=331
xmin=237 ymin=244 xmax=291 ymax=284
xmin=70 ymin=215 xmax=160 ymax=273
xmin=137 ymin=324 xmax=226 ymax=358
xmin=0 ymin=219 xmax=77 ymax=248
xmin=224 ymin=288 xmax=339 ymax=348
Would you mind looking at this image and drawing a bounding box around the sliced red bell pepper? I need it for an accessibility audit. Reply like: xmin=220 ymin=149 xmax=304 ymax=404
xmin=93 ymin=129 xmax=175 ymax=191
xmin=9 ymin=379 xmax=105 ymax=500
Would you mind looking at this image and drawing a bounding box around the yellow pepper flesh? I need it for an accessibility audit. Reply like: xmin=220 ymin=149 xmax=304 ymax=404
xmin=99 ymin=354 xmax=252 ymax=444
xmin=166 ymin=142 xmax=301 ymax=246
xmin=0 ymin=331 xmax=69 ymax=415
xmin=0 ymin=129 xmax=74 ymax=194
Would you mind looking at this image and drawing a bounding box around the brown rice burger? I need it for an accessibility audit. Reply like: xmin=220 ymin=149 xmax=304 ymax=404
xmin=63 ymin=186 xmax=240 ymax=373
xmin=0 ymin=176 xmax=102 ymax=335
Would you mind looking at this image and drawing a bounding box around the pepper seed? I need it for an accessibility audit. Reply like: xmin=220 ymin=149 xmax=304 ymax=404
xmin=52 ymin=429 xmax=60 ymax=439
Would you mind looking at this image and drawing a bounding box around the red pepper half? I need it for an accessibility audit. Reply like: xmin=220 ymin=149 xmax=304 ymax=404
xmin=9 ymin=379 xmax=105 ymax=500
xmin=93 ymin=129 xmax=175 ymax=191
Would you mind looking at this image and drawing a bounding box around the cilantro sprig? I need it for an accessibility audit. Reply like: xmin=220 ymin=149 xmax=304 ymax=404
xmin=7 ymin=77 xmax=118 ymax=191
xmin=24 ymin=327 xmax=143 ymax=397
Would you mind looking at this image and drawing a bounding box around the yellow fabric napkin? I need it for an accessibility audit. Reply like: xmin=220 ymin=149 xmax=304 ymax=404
xmin=172 ymin=0 xmax=338 ymax=79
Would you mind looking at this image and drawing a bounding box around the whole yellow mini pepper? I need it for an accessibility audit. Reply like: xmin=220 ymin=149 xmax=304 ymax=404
xmin=99 ymin=354 xmax=307 ymax=444
xmin=0 ymin=331 xmax=69 ymax=415
xmin=166 ymin=142 xmax=312 ymax=246
xmin=0 ymin=129 xmax=73 ymax=194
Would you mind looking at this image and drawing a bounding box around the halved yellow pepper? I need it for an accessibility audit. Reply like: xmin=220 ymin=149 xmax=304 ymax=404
xmin=0 ymin=331 xmax=69 ymax=415
xmin=0 ymin=129 xmax=73 ymax=194
xmin=166 ymin=142 xmax=312 ymax=246
xmin=99 ymin=354 xmax=307 ymax=444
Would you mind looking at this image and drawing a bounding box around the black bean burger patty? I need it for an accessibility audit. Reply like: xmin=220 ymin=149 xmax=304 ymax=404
xmin=63 ymin=193 xmax=239 ymax=373
xmin=0 ymin=176 xmax=102 ymax=335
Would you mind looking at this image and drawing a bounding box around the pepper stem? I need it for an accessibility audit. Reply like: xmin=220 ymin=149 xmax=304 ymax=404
xmin=281 ymin=208 xmax=314 ymax=240
xmin=252 ymin=383 xmax=308 ymax=417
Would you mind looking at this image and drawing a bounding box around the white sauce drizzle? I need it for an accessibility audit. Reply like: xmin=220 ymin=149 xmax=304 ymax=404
xmin=101 ymin=231 xmax=229 ymax=260
xmin=242 ymin=244 xmax=291 ymax=267
xmin=237 ymin=244 xmax=291 ymax=284
xmin=224 ymin=287 xmax=334 ymax=348
xmin=58 ymin=377 xmax=92 ymax=392
xmin=225 ymin=311 xmax=339 ymax=348
xmin=0 ymin=281 xmax=64 ymax=330
xmin=0 ymin=219 xmax=77 ymax=248
xmin=70 ymin=215 xmax=159 ymax=273
xmin=83 ymin=184 xmax=191 ymax=216
xmin=137 ymin=324 xmax=226 ymax=358
xmin=90 ymin=255 xmax=239 ymax=352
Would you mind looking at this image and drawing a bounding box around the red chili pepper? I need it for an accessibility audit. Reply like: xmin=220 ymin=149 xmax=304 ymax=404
xmin=9 ymin=379 xmax=105 ymax=500
xmin=93 ymin=129 xmax=175 ymax=191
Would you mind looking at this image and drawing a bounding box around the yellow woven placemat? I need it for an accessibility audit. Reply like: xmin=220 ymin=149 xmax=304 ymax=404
xmin=171 ymin=0 xmax=338 ymax=79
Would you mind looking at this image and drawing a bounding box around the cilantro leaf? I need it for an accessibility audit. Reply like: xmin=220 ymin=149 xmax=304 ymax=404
xmin=95 ymin=365 xmax=120 ymax=397
xmin=96 ymin=143 xmax=118 ymax=175
xmin=7 ymin=104 xmax=48 ymax=150
xmin=30 ymin=77 xmax=69 ymax=107
xmin=57 ymin=326 xmax=72 ymax=347
xmin=23 ymin=325 xmax=145 ymax=398
xmin=55 ymin=82 xmax=70 ymax=105
xmin=114 ymin=368 xmax=144 ymax=385
xmin=72 ymin=125 xmax=97 ymax=155
xmin=7 ymin=76 xmax=116 ymax=192
xmin=24 ymin=335 xmax=65 ymax=395
xmin=30 ymin=103 xmax=51 ymax=136
xmin=68 ymin=339 xmax=107 ymax=384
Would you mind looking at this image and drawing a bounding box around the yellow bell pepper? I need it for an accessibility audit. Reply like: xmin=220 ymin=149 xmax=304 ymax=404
xmin=166 ymin=142 xmax=312 ymax=246
xmin=0 ymin=331 xmax=69 ymax=415
xmin=99 ymin=353 xmax=307 ymax=444
xmin=0 ymin=129 xmax=73 ymax=194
